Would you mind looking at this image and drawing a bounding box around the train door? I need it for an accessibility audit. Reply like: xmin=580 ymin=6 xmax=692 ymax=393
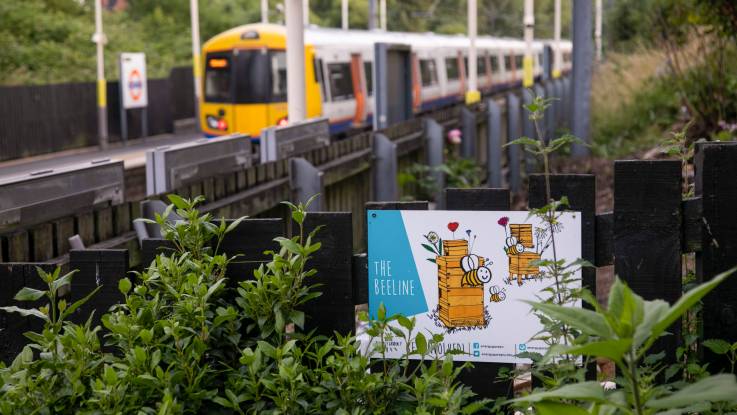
xmin=320 ymin=50 xmax=357 ymax=132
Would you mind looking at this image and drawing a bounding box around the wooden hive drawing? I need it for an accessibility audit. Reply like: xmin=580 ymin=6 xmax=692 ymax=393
xmin=507 ymin=224 xmax=541 ymax=285
xmin=437 ymin=239 xmax=485 ymax=327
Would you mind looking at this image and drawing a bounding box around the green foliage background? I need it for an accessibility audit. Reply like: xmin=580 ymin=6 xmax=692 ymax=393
xmin=0 ymin=0 xmax=572 ymax=86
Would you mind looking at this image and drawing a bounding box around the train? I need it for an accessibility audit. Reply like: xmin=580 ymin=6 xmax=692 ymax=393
xmin=200 ymin=23 xmax=572 ymax=138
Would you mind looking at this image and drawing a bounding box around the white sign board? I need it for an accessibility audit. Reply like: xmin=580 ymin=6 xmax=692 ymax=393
xmin=367 ymin=210 xmax=582 ymax=363
xmin=120 ymin=52 xmax=148 ymax=109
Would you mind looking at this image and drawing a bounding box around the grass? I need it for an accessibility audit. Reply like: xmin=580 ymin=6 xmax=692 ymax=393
xmin=590 ymin=48 xmax=682 ymax=158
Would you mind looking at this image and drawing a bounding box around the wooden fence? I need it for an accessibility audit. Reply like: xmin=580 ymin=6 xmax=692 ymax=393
xmin=0 ymin=67 xmax=194 ymax=162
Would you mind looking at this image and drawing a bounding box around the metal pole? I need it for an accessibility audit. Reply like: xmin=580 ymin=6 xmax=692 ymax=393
xmin=286 ymin=0 xmax=306 ymax=122
xmin=523 ymin=0 xmax=534 ymax=88
xmin=553 ymin=0 xmax=562 ymax=78
xmin=466 ymin=0 xmax=479 ymax=104
xmin=368 ymin=0 xmax=376 ymax=30
xmin=379 ymin=0 xmax=386 ymax=31
xmin=190 ymin=0 xmax=202 ymax=132
xmin=341 ymin=0 xmax=348 ymax=30
xmin=571 ymin=0 xmax=593 ymax=156
xmin=303 ymin=0 xmax=309 ymax=26
xmin=595 ymin=0 xmax=603 ymax=62
xmin=94 ymin=0 xmax=108 ymax=149
xmin=261 ymin=0 xmax=268 ymax=23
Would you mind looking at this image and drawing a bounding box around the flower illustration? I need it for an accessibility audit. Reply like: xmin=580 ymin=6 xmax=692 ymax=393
xmin=427 ymin=231 xmax=439 ymax=244
xmin=497 ymin=217 xmax=509 ymax=227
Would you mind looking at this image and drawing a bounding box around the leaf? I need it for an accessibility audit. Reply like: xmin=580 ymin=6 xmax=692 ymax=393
xmin=504 ymin=136 xmax=541 ymax=149
xmin=13 ymin=287 xmax=46 ymax=302
xmin=641 ymin=266 xmax=736 ymax=354
xmin=524 ymin=300 xmax=613 ymax=338
xmin=646 ymin=374 xmax=737 ymax=409
xmin=118 ymin=278 xmax=132 ymax=295
xmin=421 ymin=243 xmax=437 ymax=254
xmin=290 ymin=310 xmax=305 ymax=329
xmin=563 ymin=339 xmax=632 ymax=363
xmin=50 ymin=270 xmax=76 ymax=294
xmin=0 ymin=306 xmax=49 ymax=321
xmin=415 ymin=332 xmax=427 ymax=355
xmin=702 ymin=339 xmax=731 ymax=355
xmin=167 ymin=194 xmax=188 ymax=210
xmin=534 ymin=401 xmax=590 ymax=415
xmin=61 ymin=286 xmax=101 ymax=321
xmin=225 ymin=216 xmax=247 ymax=234
xmin=509 ymin=381 xmax=606 ymax=403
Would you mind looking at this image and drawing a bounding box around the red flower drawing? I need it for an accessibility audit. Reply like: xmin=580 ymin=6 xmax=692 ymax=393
xmin=497 ymin=217 xmax=509 ymax=227
xmin=447 ymin=222 xmax=459 ymax=232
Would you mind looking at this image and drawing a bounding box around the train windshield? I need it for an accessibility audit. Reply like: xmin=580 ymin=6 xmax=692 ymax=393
xmin=204 ymin=49 xmax=287 ymax=104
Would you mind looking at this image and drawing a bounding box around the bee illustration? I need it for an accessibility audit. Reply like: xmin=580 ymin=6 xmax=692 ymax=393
xmin=489 ymin=285 xmax=507 ymax=302
xmin=460 ymin=254 xmax=492 ymax=287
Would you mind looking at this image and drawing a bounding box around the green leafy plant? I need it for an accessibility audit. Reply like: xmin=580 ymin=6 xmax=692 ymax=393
xmin=510 ymin=268 xmax=737 ymax=415
xmin=703 ymin=339 xmax=737 ymax=375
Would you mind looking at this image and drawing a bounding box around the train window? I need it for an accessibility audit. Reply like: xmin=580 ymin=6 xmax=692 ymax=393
xmin=270 ymin=51 xmax=287 ymax=102
xmin=477 ymin=56 xmax=487 ymax=77
xmin=445 ymin=57 xmax=459 ymax=81
xmin=364 ymin=62 xmax=373 ymax=96
xmin=504 ymin=55 xmax=512 ymax=71
xmin=327 ymin=63 xmax=354 ymax=101
xmin=491 ymin=55 xmax=499 ymax=73
xmin=419 ymin=59 xmax=437 ymax=86
xmin=205 ymin=54 xmax=232 ymax=102
xmin=515 ymin=55 xmax=523 ymax=70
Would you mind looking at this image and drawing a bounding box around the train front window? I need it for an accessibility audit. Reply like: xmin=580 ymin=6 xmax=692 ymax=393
xmin=204 ymin=55 xmax=232 ymax=103
xmin=233 ymin=49 xmax=270 ymax=103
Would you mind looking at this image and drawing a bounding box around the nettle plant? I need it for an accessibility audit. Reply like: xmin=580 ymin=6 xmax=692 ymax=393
xmin=0 ymin=195 xmax=488 ymax=414
xmin=500 ymin=94 xmax=593 ymax=390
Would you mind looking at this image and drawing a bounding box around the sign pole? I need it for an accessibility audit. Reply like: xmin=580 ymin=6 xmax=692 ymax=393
xmin=118 ymin=56 xmax=127 ymax=144
xmin=94 ymin=0 xmax=108 ymax=149
xmin=380 ymin=0 xmax=387 ymax=31
xmin=190 ymin=0 xmax=202 ymax=132
xmin=286 ymin=0 xmax=306 ymax=123
xmin=595 ymin=0 xmax=603 ymax=62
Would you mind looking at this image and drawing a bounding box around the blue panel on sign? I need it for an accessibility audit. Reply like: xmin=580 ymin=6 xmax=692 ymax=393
xmin=367 ymin=210 xmax=428 ymax=319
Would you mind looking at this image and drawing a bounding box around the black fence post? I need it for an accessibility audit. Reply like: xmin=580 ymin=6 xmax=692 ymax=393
xmin=445 ymin=188 xmax=514 ymax=400
xmin=0 ymin=263 xmax=57 ymax=363
xmin=613 ymin=160 xmax=682 ymax=364
xmin=69 ymin=249 xmax=129 ymax=326
xmin=302 ymin=212 xmax=355 ymax=336
xmin=695 ymin=142 xmax=737 ymax=372
xmin=529 ymin=174 xmax=597 ymax=380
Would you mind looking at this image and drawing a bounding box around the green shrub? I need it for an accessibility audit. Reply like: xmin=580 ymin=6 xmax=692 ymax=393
xmin=0 ymin=195 xmax=487 ymax=413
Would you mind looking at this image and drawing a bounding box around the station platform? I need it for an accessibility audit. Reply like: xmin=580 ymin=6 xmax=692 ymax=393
xmin=0 ymin=127 xmax=203 ymax=182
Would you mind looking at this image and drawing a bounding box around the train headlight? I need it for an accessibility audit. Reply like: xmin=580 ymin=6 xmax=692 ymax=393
xmin=217 ymin=119 xmax=228 ymax=131
xmin=206 ymin=115 xmax=219 ymax=129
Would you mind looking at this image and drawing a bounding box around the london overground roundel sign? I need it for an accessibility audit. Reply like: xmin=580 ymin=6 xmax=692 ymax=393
xmin=120 ymin=52 xmax=148 ymax=109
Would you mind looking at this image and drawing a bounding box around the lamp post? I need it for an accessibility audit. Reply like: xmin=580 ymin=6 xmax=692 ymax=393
xmin=261 ymin=0 xmax=268 ymax=23
xmin=190 ymin=0 xmax=202 ymax=132
xmin=466 ymin=0 xmax=480 ymax=104
xmin=523 ymin=0 xmax=534 ymax=88
xmin=553 ymin=0 xmax=561 ymax=78
xmin=286 ymin=0 xmax=306 ymax=122
xmin=94 ymin=0 xmax=108 ymax=149
xmin=342 ymin=0 xmax=348 ymax=30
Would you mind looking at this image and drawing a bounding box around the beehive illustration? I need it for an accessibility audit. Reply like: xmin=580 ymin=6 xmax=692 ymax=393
xmin=507 ymin=224 xmax=541 ymax=285
xmin=437 ymin=239 xmax=485 ymax=328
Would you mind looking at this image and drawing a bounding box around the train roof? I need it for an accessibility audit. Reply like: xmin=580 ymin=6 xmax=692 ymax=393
xmin=204 ymin=23 xmax=571 ymax=52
